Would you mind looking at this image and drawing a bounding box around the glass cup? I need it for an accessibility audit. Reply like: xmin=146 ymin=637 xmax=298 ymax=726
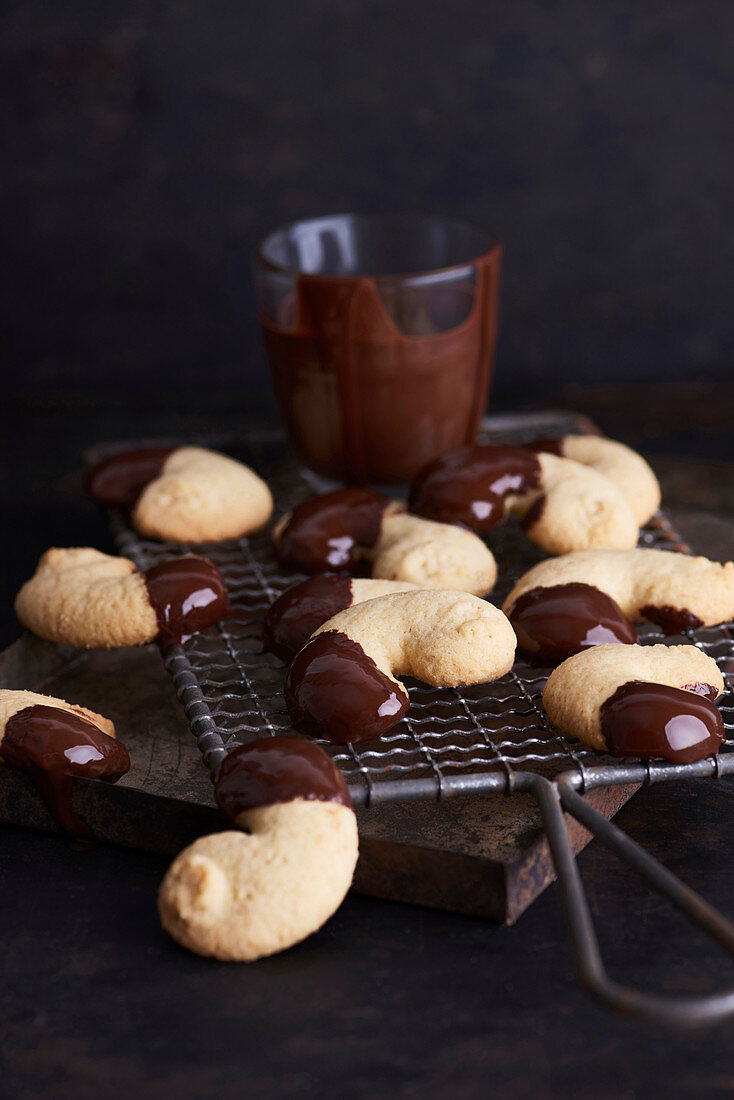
xmin=253 ymin=213 xmax=502 ymax=484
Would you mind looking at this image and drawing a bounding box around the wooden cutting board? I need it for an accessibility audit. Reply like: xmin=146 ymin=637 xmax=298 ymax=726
xmin=0 ymin=629 xmax=635 ymax=923
xmin=4 ymin=430 xmax=730 ymax=922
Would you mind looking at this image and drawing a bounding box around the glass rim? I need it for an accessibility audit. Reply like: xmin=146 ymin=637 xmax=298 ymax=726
xmin=253 ymin=211 xmax=502 ymax=283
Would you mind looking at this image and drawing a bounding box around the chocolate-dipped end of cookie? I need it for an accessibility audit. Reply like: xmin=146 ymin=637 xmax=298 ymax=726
xmin=85 ymin=446 xmax=175 ymax=507
xmin=600 ymin=681 xmax=724 ymax=764
xmin=1 ymin=705 xmax=130 ymax=847
xmin=509 ymin=583 xmax=637 ymax=664
xmin=522 ymin=437 xmax=565 ymax=457
xmin=284 ymin=631 xmax=408 ymax=744
xmin=408 ymin=445 xmax=542 ymax=532
xmin=263 ymin=575 xmax=354 ymax=663
xmin=214 ymin=735 xmax=351 ymax=823
xmin=639 ymin=605 xmax=705 ymax=634
xmin=144 ymin=557 xmax=230 ymax=646
xmin=277 ymin=488 xmax=393 ymax=573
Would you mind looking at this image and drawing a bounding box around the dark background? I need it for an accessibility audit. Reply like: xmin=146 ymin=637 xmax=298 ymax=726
xmin=3 ymin=0 xmax=733 ymax=411
xmin=3 ymin=8 xmax=734 ymax=1097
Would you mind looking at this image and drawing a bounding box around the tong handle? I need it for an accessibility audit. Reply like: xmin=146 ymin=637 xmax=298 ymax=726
xmin=533 ymin=776 xmax=734 ymax=1025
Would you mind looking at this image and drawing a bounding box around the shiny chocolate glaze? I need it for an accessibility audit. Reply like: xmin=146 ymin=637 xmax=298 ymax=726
xmin=640 ymin=604 xmax=705 ymax=633
xmin=277 ymin=488 xmax=392 ymax=573
xmin=85 ymin=446 xmax=174 ymax=507
xmin=263 ymin=575 xmax=354 ymax=663
xmin=144 ymin=557 xmax=230 ymax=646
xmin=1 ymin=704 xmax=130 ymax=847
xmin=284 ymin=630 xmax=408 ymax=743
xmin=509 ymin=583 xmax=637 ymax=664
xmin=214 ymin=735 xmax=351 ymax=821
xmin=600 ymin=681 xmax=724 ymax=764
xmin=684 ymin=682 xmax=720 ymax=701
xmin=408 ymin=445 xmax=542 ymax=532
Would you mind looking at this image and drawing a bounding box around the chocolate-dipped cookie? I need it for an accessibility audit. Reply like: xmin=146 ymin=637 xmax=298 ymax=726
xmin=87 ymin=445 xmax=273 ymax=542
xmin=542 ymin=643 xmax=726 ymax=764
xmin=284 ymin=589 xmax=516 ymax=743
xmin=15 ymin=547 xmax=229 ymax=648
xmin=158 ymin=736 xmax=358 ymax=962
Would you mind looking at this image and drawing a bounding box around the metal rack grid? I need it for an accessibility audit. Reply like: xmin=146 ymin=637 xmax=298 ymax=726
xmin=101 ymin=412 xmax=734 ymax=1024
xmin=107 ymin=414 xmax=734 ymax=809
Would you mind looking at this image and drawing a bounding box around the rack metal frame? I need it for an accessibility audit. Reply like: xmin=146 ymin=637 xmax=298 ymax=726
xmin=105 ymin=413 xmax=734 ymax=1024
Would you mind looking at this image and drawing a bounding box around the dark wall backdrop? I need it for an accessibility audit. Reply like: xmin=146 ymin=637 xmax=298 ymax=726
xmin=3 ymin=1 xmax=733 ymax=412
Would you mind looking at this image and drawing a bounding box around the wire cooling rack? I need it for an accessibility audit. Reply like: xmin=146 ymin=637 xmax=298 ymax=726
xmin=106 ymin=411 xmax=734 ymax=808
xmin=102 ymin=411 xmax=734 ymax=1024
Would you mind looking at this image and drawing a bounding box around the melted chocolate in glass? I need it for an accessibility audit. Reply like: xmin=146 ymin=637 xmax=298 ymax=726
xmin=214 ymin=735 xmax=351 ymax=821
xmin=510 ymin=583 xmax=637 ymax=664
xmin=1 ymin=704 xmax=130 ymax=847
xmin=640 ymin=604 xmax=704 ymax=634
xmin=285 ymin=630 xmax=408 ymax=743
xmin=144 ymin=557 xmax=230 ymax=646
xmin=278 ymin=488 xmax=392 ymax=573
xmin=85 ymin=446 xmax=174 ymax=507
xmin=600 ymin=681 xmax=724 ymax=764
xmin=263 ymin=575 xmax=354 ymax=662
xmin=408 ymin=445 xmax=542 ymax=531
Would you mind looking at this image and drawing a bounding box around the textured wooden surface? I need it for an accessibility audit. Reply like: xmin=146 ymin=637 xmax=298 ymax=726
xmin=0 ymin=627 xmax=637 ymax=921
xmin=2 ymin=396 xmax=734 ymax=1097
xmin=2 ymin=414 xmax=732 ymax=921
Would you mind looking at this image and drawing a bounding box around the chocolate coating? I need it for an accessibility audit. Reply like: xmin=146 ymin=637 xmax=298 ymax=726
xmin=509 ymin=583 xmax=637 ymax=664
xmin=85 ymin=446 xmax=174 ymax=507
xmin=263 ymin=575 xmax=354 ymax=662
xmin=284 ymin=630 xmax=408 ymax=743
xmin=640 ymin=604 xmax=705 ymax=634
xmin=600 ymin=681 xmax=724 ymax=764
xmin=523 ymin=436 xmax=564 ymax=457
xmin=214 ymin=735 xmax=351 ymax=821
xmin=144 ymin=557 xmax=230 ymax=646
xmin=518 ymin=494 xmax=547 ymax=532
xmin=277 ymin=488 xmax=392 ymax=573
xmin=1 ymin=704 xmax=130 ymax=846
xmin=684 ymin=682 xmax=720 ymax=701
xmin=408 ymin=445 xmax=542 ymax=532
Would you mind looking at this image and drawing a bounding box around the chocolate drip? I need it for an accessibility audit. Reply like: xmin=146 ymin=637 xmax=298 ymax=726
xmin=263 ymin=575 xmax=354 ymax=662
xmin=284 ymin=630 xmax=408 ymax=743
xmin=214 ymin=735 xmax=351 ymax=821
xmin=1 ymin=704 xmax=130 ymax=847
xmin=85 ymin=446 xmax=174 ymax=507
xmin=640 ymin=604 xmax=705 ymax=634
xmin=510 ymin=583 xmax=637 ymax=664
xmin=278 ymin=488 xmax=392 ymax=573
xmin=408 ymin=445 xmax=542 ymax=532
xmin=600 ymin=681 xmax=724 ymax=764
xmin=144 ymin=557 xmax=230 ymax=646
